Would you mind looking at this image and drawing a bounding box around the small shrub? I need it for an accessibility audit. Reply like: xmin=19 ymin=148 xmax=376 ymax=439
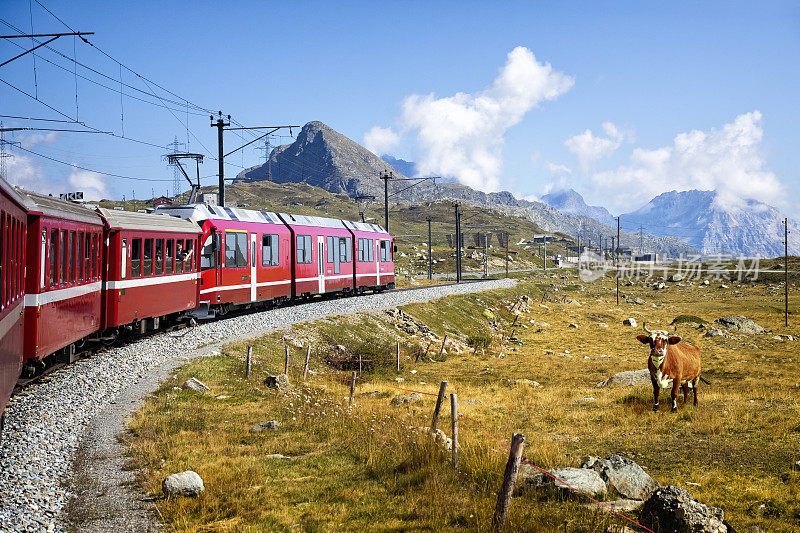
xmin=672 ymin=314 xmax=707 ymax=325
xmin=467 ymin=333 xmax=492 ymax=351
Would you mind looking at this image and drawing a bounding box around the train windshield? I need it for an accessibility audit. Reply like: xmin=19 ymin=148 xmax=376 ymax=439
xmin=201 ymin=232 xmax=216 ymax=271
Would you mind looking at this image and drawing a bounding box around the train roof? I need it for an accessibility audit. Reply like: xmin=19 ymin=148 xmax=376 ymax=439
xmin=0 ymin=175 xmax=27 ymax=211
xmin=340 ymin=219 xmax=388 ymax=234
xmin=15 ymin=188 xmax=103 ymax=225
xmin=98 ymin=208 xmax=202 ymax=233
xmin=277 ymin=212 xmax=347 ymax=230
xmin=154 ymin=204 xmax=284 ymax=225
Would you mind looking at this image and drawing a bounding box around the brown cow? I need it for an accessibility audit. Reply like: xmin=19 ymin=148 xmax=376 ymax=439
xmin=636 ymin=323 xmax=703 ymax=412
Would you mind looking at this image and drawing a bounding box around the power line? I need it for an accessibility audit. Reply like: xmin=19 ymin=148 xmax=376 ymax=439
xmin=15 ymin=144 xmax=172 ymax=182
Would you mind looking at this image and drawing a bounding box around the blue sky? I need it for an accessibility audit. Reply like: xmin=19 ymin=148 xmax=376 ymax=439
xmin=1 ymin=0 xmax=798 ymax=216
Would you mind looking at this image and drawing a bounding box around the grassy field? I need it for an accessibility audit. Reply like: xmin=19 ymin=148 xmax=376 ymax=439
xmin=123 ymin=272 xmax=800 ymax=532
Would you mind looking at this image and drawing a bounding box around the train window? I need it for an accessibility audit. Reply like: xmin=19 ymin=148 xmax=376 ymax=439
xmin=296 ymin=234 xmax=312 ymax=264
xmin=94 ymin=233 xmax=100 ymax=280
xmin=380 ymin=240 xmax=389 ymax=262
xmin=49 ymin=229 xmax=56 ymax=287
xmin=327 ymin=236 xmax=334 ymax=263
xmin=184 ymin=240 xmax=194 ymax=271
xmin=83 ymin=233 xmax=90 ymax=281
xmin=121 ymin=239 xmax=128 ymax=279
xmin=8 ymin=217 xmax=13 ymax=300
xmin=165 ymin=239 xmax=174 ymax=275
xmin=0 ymin=214 xmax=4 ymax=307
xmin=89 ymin=233 xmax=95 ymax=280
xmin=143 ymin=238 xmax=153 ymax=276
xmin=201 ymin=233 xmax=216 ymax=271
xmin=262 ymin=234 xmax=279 ymax=267
xmin=131 ymin=238 xmax=141 ymax=277
xmin=225 ymin=231 xmax=247 ymax=268
xmin=67 ymin=231 xmax=75 ymax=283
xmin=59 ymin=231 xmax=66 ymax=285
xmin=175 ymin=240 xmax=185 ymax=273
xmin=155 ymin=239 xmax=164 ymax=275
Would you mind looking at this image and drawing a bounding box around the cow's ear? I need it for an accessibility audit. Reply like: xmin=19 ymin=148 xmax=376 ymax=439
xmin=636 ymin=335 xmax=651 ymax=344
xmin=668 ymin=336 xmax=681 ymax=345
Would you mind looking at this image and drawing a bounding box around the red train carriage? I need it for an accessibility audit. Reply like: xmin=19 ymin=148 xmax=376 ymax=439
xmin=19 ymin=190 xmax=103 ymax=369
xmin=97 ymin=209 xmax=201 ymax=334
xmin=0 ymin=176 xmax=27 ymax=431
xmin=342 ymin=220 xmax=395 ymax=292
xmin=277 ymin=213 xmax=356 ymax=298
xmin=155 ymin=205 xmax=292 ymax=315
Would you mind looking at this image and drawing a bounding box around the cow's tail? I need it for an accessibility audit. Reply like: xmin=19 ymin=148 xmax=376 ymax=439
xmin=699 ymin=376 xmax=711 ymax=385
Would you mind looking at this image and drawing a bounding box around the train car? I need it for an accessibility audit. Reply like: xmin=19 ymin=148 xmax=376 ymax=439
xmin=155 ymin=205 xmax=292 ymax=315
xmin=277 ymin=213 xmax=356 ymax=298
xmin=97 ymin=208 xmax=202 ymax=334
xmin=342 ymin=220 xmax=395 ymax=292
xmin=0 ymin=176 xmax=27 ymax=433
xmin=19 ymin=190 xmax=104 ymax=369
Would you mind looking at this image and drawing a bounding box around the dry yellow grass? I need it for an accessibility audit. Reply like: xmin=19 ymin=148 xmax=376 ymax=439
xmin=125 ymin=272 xmax=800 ymax=531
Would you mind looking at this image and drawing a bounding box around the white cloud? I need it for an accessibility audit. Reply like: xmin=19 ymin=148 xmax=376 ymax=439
xmin=546 ymin=162 xmax=572 ymax=174
xmin=362 ymin=126 xmax=400 ymax=155
xmin=591 ymin=111 xmax=783 ymax=210
xmin=564 ymin=121 xmax=630 ymax=171
xmin=68 ymin=169 xmax=109 ymax=201
xmin=396 ymin=46 xmax=574 ymax=191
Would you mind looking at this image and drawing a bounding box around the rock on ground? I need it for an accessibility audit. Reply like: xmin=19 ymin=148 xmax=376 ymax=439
xmin=596 ymin=369 xmax=651 ymax=388
xmin=162 ymin=471 xmax=204 ymax=498
xmin=264 ymin=374 xmax=290 ymax=391
xmin=641 ymin=486 xmax=728 ymax=533
xmin=391 ymin=393 xmax=423 ymax=405
xmin=583 ymin=454 xmax=659 ymax=500
xmin=519 ymin=465 xmax=607 ymax=498
xmin=714 ymin=316 xmax=766 ymax=335
xmin=181 ymin=377 xmax=210 ymax=392
xmin=249 ymin=420 xmax=279 ymax=433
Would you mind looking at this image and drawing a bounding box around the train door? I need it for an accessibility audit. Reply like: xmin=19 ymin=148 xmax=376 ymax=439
xmin=250 ymin=232 xmax=257 ymax=301
xmin=317 ymin=235 xmax=325 ymax=293
xmin=39 ymin=230 xmax=46 ymax=289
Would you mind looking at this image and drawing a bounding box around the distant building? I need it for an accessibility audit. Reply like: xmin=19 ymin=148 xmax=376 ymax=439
xmin=634 ymin=253 xmax=661 ymax=263
xmin=151 ymin=196 xmax=173 ymax=208
xmin=532 ymin=234 xmax=555 ymax=243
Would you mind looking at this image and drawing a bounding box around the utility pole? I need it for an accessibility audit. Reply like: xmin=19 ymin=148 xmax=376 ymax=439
xmin=616 ymin=217 xmax=621 ymax=306
xmin=543 ymin=237 xmax=547 ymax=271
xmin=211 ymin=111 xmax=230 ymax=207
xmin=785 ymin=218 xmax=790 ymax=327
xmin=454 ymin=203 xmax=462 ymax=283
xmin=639 ymin=223 xmax=643 ymax=254
xmin=483 ymin=233 xmax=488 ymax=279
xmin=379 ymin=170 xmax=392 ymax=231
xmin=166 ymin=136 xmax=185 ymax=197
xmin=427 ymin=218 xmax=433 ymax=280
xmin=0 ymin=122 xmax=20 ymax=178
xmin=503 ymin=232 xmax=509 ymax=278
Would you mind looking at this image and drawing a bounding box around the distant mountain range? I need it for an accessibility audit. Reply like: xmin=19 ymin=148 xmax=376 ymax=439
xmin=541 ymin=188 xmax=615 ymax=226
xmin=234 ymin=121 xmax=699 ymax=257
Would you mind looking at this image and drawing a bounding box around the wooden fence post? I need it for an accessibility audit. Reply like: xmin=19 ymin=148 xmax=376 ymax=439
xmin=349 ymin=371 xmax=357 ymax=406
xmin=431 ymin=381 xmax=447 ymax=432
xmin=450 ymin=393 xmax=458 ymax=470
xmin=438 ymin=334 xmax=448 ymax=360
xmin=246 ymin=346 xmax=252 ymax=379
xmin=303 ymin=345 xmax=311 ymax=380
xmin=396 ymin=341 xmax=400 ymax=372
xmin=492 ymin=433 xmax=525 ymax=532
xmin=284 ymin=345 xmax=289 ymax=375
xmin=359 ymin=352 xmax=362 ymax=376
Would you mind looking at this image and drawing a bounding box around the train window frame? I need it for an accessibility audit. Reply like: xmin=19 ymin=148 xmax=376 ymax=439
xmin=59 ymin=230 xmax=66 ymax=285
xmin=165 ymin=239 xmax=174 ymax=275
xmin=9 ymin=217 xmax=15 ymax=299
xmin=261 ymin=233 xmax=279 ymax=267
xmin=184 ymin=240 xmax=194 ymax=272
xmin=131 ymin=238 xmax=141 ymax=277
xmin=154 ymin=239 xmax=164 ymax=275
xmin=143 ymin=238 xmax=153 ymax=276
xmin=225 ymin=231 xmax=248 ymax=268
xmin=296 ymin=234 xmax=312 ymax=264
xmin=121 ymin=238 xmax=128 ymax=279
xmin=327 ymin=236 xmax=335 ymax=264
xmin=200 ymin=233 xmax=216 ymax=271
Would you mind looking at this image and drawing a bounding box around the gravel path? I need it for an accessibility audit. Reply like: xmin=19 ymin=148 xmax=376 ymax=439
xmin=0 ymin=278 xmax=515 ymax=532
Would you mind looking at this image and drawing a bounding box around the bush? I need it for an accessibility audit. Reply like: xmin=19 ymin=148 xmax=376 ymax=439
xmin=671 ymin=314 xmax=707 ymax=325
xmin=467 ymin=332 xmax=492 ymax=351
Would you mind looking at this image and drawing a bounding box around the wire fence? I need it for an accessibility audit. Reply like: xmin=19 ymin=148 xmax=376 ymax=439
xmin=240 ymin=341 xmax=655 ymax=532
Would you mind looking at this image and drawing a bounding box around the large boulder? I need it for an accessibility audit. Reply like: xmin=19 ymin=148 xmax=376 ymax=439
xmin=583 ymin=455 xmax=659 ymax=500
xmin=641 ymin=486 xmax=728 ymax=533
xmin=596 ymin=369 xmax=651 ymax=388
xmin=519 ymin=465 xmax=607 ymax=498
xmin=250 ymin=420 xmax=279 ymax=433
xmin=163 ymin=470 xmax=205 ymax=498
xmin=714 ymin=316 xmax=765 ymax=335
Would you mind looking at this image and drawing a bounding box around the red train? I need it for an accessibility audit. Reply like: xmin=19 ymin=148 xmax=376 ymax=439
xmin=0 ymin=188 xmax=395 ymax=436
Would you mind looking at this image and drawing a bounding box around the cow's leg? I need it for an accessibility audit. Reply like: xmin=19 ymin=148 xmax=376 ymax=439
xmin=651 ymin=377 xmax=660 ymax=412
xmin=670 ymin=380 xmax=681 ymax=412
xmin=682 ymin=383 xmax=689 ymax=404
xmin=693 ymin=378 xmax=699 ymax=407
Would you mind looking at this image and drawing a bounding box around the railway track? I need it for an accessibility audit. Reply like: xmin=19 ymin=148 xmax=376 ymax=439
xmin=11 ymin=278 xmax=493 ymax=396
